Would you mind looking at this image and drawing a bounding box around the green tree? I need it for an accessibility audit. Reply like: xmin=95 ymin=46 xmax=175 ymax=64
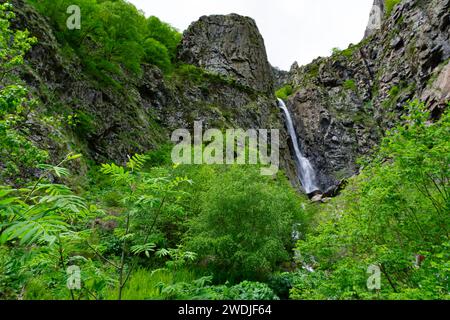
xmin=27 ymin=0 xmax=181 ymax=77
xmin=146 ymin=16 xmax=181 ymax=61
xmin=0 ymin=154 xmax=105 ymax=300
xmin=185 ymin=166 xmax=306 ymax=282
xmin=98 ymin=155 xmax=192 ymax=299
xmin=0 ymin=3 xmax=48 ymax=183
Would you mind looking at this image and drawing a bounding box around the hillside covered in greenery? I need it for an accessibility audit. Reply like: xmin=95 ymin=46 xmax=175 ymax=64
xmin=0 ymin=0 xmax=449 ymax=301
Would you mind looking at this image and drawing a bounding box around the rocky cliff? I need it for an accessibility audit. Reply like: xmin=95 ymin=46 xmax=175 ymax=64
xmin=8 ymin=0 xmax=449 ymax=195
xmin=178 ymin=14 xmax=274 ymax=94
xmin=283 ymin=0 xmax=449 ymax=192
xmin=9 ymin=1 xmax=298 ymax=187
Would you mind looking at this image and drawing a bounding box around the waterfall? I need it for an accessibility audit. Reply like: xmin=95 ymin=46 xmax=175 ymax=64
xmin=278 ymin=98 xmax=320 ymax=194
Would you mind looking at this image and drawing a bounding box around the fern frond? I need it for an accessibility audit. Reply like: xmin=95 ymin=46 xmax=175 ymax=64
xmin=37 ymin=164 xmax=70 ymax=177
xmin=126 ymin=154 xmax=147 ymax=172
xmin=39 ymin=194 xmax=88 ymax=213
xmin=1 ymin=214 xmax=69 ymax=245
xmin=34 ymin=183 xmax=72 ymax=196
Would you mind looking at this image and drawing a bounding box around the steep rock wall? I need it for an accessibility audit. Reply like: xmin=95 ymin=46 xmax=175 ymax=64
xmin=285 ymin=0 xmax=449 ymax=192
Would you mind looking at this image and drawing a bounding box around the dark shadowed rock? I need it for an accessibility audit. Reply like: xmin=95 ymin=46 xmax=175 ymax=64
xmin=178 ymin=14 xmax=274 ymax=94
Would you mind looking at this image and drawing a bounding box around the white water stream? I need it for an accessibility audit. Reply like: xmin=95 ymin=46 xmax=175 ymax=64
xmin=278 ymin=98 xmax=319 ymax=194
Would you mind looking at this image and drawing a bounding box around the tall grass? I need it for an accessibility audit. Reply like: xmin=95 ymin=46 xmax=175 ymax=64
xmin=105 ymin=268 xmax=197 ymax=300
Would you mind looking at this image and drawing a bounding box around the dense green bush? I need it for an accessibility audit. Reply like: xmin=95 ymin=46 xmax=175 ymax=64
xmin=146 ymin=16 xmax=182 ymax=61
xmin=158 ymin=276 xmax=279 ymax=300
xmin=143 ymin=38 xmax=172 ymax=73
xmin=183 ymin=165 xmax=308 ymax=282
xmin=27 ymin=0 xmax=181 ymax=79
xmin=275 ymin=85 xmax=293 ymax=100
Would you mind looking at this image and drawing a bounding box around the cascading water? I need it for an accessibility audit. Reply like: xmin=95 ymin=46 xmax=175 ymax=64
xmin=278 ymin=98 xmax=320 ymax=194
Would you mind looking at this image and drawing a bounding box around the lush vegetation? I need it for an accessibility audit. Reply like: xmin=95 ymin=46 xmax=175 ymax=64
xmin=290 ymin=101 xmax=450 ymax=300
xmin=275 ymin=85 xmax=293 ymax=100
xmin=0 ymin=3 xmax=48 ymax=184
xmin=1 ymin=1 xmax=449 ymax=301
xmin=27 ymin=0 xmax=181 ymax=82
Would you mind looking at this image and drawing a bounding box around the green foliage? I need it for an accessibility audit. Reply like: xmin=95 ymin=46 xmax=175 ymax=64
xmin=105 ymin=268 xmax=197 ymax=300
xmin=158 ymin=276 xmax=279 ymax=300
xmin=290 ymin=100 xmax=450 ymax=300
xmin=143 ymin=38 xmax=172 ymax=73
xmin=66 ymin=111 xmax=95 ymax=138
xmin=27 ymin=0 xmax=181 ymax=79
xmin=0 ymin=4 xmax=48 ymax=183
xmin=385 ymin=0 xmax=402 ymax=16
xmin=267 ymin=272 xmax=295 ymax=299
xmin=331 ymin=47 xmax=342 ymax=55
xmin=146 ymin=16 xmax=182 ymax=61
xmin=98 ymin=154 xmax=194 ymax=299
xmin=0 ymin=3 xmax=37 ymax=83
xmin=343 ymin=79 xmax=357 ymax=92
xmin=388 ymin=85 xmax=400 ymax=97
xmin=229 ymin=281 xmax=279 ymax=300
xmin=184 ymin=165 xmax=307 ymax=282
xmin=331 ymin=45 xmax=355 ymax=58
xmin=0 ymin=154 xmax=109 ymax=300
xmin=0 ymin=85 xmax=48 ymax=183
xmin=275 ymin=85 xmax=294 ymax=100
xmin=341 ymin=47 xmax=355 ymax=58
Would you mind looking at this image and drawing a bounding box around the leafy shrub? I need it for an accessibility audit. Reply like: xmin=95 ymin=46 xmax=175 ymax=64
xmin=158 ymin=276 xmax=279 ymax=300
xmin=331 ymin=47 xmax=342 ymax=55
xmin=0 ymin=4 xmax=48 ymax=183
xmin=184 ymin=165 xmax=307 ymax=282
xmin=276 ymin=85 xmax=294 ymax=100
xmin=268 ymin=272 xmax=295 ymax=299
xmin=143 ymin=38 xmax=172 ymax=73
xmin=146 ymin=16 xmax=182 ymax=61
xmin=27 ymin=0 xmax=181 ymax=78
xmin=229 ymin=281 xmax=279 ymax=300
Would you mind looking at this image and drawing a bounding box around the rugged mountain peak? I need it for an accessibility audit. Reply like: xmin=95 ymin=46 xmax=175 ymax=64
xmin=178 ymin=14 xmax=274 ymax=94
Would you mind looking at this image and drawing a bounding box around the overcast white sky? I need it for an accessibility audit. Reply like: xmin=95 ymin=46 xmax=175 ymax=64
xmin=128 ymin=0 xmax=374 ymax=70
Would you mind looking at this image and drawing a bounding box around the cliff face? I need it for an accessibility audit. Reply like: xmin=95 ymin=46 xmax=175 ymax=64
xmin=285 ymin=0 xmax=450 ymax=192
xmin=178 ymin=14 xmax=274 ymax=94
xmin=10 ymin=1 xmax=298 ymax=186
xmin=9 ymin=0 xmax=449 ymax=194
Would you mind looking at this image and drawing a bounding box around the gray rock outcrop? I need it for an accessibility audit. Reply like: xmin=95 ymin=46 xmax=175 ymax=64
xmin=178 ymin=14 xmax=274 ymax=94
